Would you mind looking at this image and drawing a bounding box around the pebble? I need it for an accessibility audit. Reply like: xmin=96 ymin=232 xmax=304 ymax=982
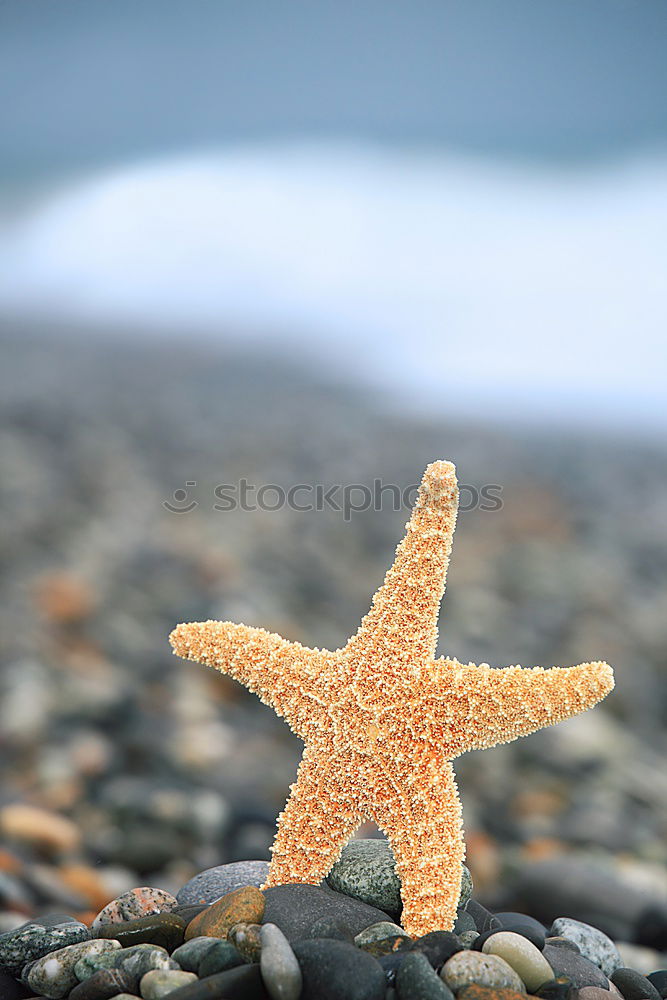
xmin=379 ymin=951 xmax=410 ymax=986
xmin=293 ymin=938 xmax=386 ymax=1000
xmin=458 ymin=986 xmax=530 ymax=1000
xmin=396 ymin=950 xmax=457 ymax=1000
xmin=542 ymin=945 xmax=609 ymax=989
xmin=0 ymin=804 xmax=81 ymax=855
xmin=260 ymin=923 xmax=302 ymax=1000
xmin=228 ymin=921 xmax=262 ymax=963
xmin=184 ymin=886 xmax=265 ymax=941
xmin=196 ymin=938 xmax=244 ymax=977
xmin=454 ymin=912 xmax=478 ymax=936
xmin=534 ymin=976 xmax=573 ymax=1000
xmin=0 ymin=916 xmax=90 ymax=973
xmin=481 ymin=931 xmax=554 ymax=991
xmin=74 ymin=943 xmax=176 ymax=991
xmin=156 ymin=963 xmax=269 ymax=1000
xmin=647 ymin=972 xmax=667 ymax=999
xmin=176 ymin=861 xmax=270 ymax=906
xmin=460 ymin=932 xmax=481 ymax=949
xmin=326 ymin=839 xmax=472 ymax=919
xmin=69 ymin=968 xmax=134 ymax=1000
xmin=25 ymin=939 xmax=121 ymax=999
xmin=546 ymin=937 xmax=581 ymax=954
xmin=440 ymin=951 xmax=526 ymax=993
xmin=617 ymin=945 xmax=663 ymax=977
xmin=466 ymin=903 xmax=503 ymax=935
xmin=411 ymin=932 xmax=463 ymax=971
xmin=494 ymin=914 xmax=547 ymax=951
xmin=550 ymin=918 xmax=622 ymax=978
xmin=94 ymin=914 xmax=186 ymax=952
xmin=170 ymin=936 xmax=218 ymax=972
xmin=139 ymin=968 xmax=198 ymax=998
xmin=263 ymin=883 xmax=392 ymax=943
xmin=576 ymin=988 xmax=622 ymax=1000
xmin=0 ymin=967 xmax=28 ymax=1000
xmin=304 ymin=916 xmax=354 ymax=942
xmin=92 ymin=889 xmax=178 ymax=931
xmin=355 ymin=921 xmax=410 ymax=950
xmin=611 ymin=969 xmax=662 ymax=1000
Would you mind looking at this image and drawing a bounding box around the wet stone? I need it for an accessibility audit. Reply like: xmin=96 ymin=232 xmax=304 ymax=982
xmin=647 ymin=973 xmax=667 ymax=999
xmin=459 ymin=986 xmax=531 ymax=1000
xmin=260 ymin=923 xmax=302 ymax=1000
xmin=0 ymin=917 xmax=90 ymax=974
xmin=94 ymin=914 xmax=186 ymax=952
xmin=92 ymin=889 xmax=178 ymax=931
xmin=482 ymin=931 xmax=554 ymax=991
xmin=411 ymin=932 xmax=463 ymax=971
xmin=466 ymin=903 xmax=503 ymax=936
xmin=156 ymin=963 xmax=270 ymax=1000
xmin=494 ymin=914 xmax=547 ymax=952
xmin=542 ymin=946 xmax=608 ymax=990
xmin=263 ymin=883 xmax=392 ymax=944
xmin=170 ymin=936 xmax=219 ymax=974
xmin=304 ymin=915 xmax=355 ymax=942
xmin=25 ymin=939 xmax=121 ymax=999
xmin=194 ymin=939 xmax=244 ymax=978
xmin=575 ymin=988 xmax=619 ymax=1000
xmin=551 ymin=919 xmax=622 ymax=979
xmin=176 ymin=861 xmax=270 ymax=907
xmin=184 ymin=886 xmax=265 ymax=941
xmin=74 ymin=943 xmax=176 ymax=992
xmin=69 ymin=968 xmax=134 ymax=1000
xmin=228 ymin=921 xmax=262 ymax=963
xmin=460 ymin=932 xmax=481 ymax=950
xmin=611 ymin=969 xmax=662 ymax=1000
xmin=139 ymin=968 xmax=198 ymax=998
xmin=440 ymin=951 xmax=526 ymax=993
xmin=396 ymin=950 xmax=457 ymax=1000
xmin=355 ymin=921 xmax=410 ymax=951
xmin=293 ymin=938 xmax=386 ymax=1000
xmin=546 ymin=938 xmax=581 ymax=954
xmin=454 ymin=912 xmax=478 ymax=937
xmin=534 ymin=976 xmax=574 ymax=1000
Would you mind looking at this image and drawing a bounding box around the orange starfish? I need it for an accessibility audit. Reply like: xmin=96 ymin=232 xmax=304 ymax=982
xmin=170 ymin=461 xmax=614 ymax=936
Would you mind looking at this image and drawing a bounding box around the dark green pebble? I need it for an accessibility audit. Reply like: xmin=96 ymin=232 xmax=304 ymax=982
xmin=293 ymin=938 xmax=386 ymax=1000
xmin=69 ymin=967 xmax=134 ymax=1000
xmin=611 ymin=968 xmax=662 ymax=1000
xmin=534 ymin=975 xmax=573 ymax=1000
xmin=95 ymin=913 xmax=186 ymax=952
xmin=546 ymin=937 xmax=581 ymax=954
xmin=157 ymin=963 xmax=270 ymax=1000
xmin=494 ymin=912 xmax=547 ymax=950
xmin=465 ymin=902 xmax=502 ymax=935
xmin=304 ymin=916 xmax=355 ymax=942
xmin=396 ymin=950 xmax=457 ymax=1000
xmin=409 ymin=931 xmax=462 ymax=971
xmin=647 ymin=972 xmax=667 ymax=999
xmin=172 ymin=904 xmax=209 ymax=924
xmin=543 ymin=946 xmax=608 ymax=990
xmin=197 ymin=939 xmax=245 ymax=977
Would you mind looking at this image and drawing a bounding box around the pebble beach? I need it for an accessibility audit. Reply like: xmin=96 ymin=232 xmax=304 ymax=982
xmin=1 ymin=324 xmax=667 ymax=998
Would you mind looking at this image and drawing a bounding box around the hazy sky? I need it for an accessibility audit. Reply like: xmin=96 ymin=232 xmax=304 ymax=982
xmin=2 ymin=0 xmax=666 ymax=175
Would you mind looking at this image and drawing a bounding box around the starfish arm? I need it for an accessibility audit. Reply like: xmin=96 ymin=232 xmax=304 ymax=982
xmin=262 ymin=746 xmax=366 ymax=888
xmin=345 ymin=460 xmax=459 ymax=667
xmin=169 ymin=620 xmax=331 ymax=740
xmin=370 ymin=761 xmax=465 ymax=937
xmin=442 ymin=659 xmax=615 ymax=755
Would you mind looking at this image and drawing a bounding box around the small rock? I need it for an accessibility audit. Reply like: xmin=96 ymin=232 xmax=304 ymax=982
xmin=69 ymin=968 xmax=134 ymax=1000
xmin=139 ymin=968 xmax=197 ymax=998
xmin=26 ymin=939 xmax=121 ymax=998
xmin=542 ymin=946 xmax=608 ymax=990
xmin=616 ymin=944 xmax=663 ymax=977
xmin=0 ymin=916 xmax=90 ymax=973
xmin=156 ymin=963 xmax=269 ymax=999
xmin=228 ymin=922 xmax=262 ymax=963
xmin=170 ymin=936 xmax=218 ymax=972
xmin=611 ymin=969 xmax=662 ymax=1000
xmin=196 ymin=939 xmax=244 ymax=977
xmin=466 ymin=903 xmax=503 ymax=935
xmin=647 ymin=973 xmax=667 ymax=999
xmin=304 ymin=916 xmax=354 ymax=942
xmin=411 ymin=932 xmax=463 ymax=971
xmin=94 ymin=914 xmax=186 ymax=952
xmin=546 ymin=937 xmax=581 ymax=954
xmin=263 ymin=883 xmax=392 ymax=943
xmin=260 ymin=923 xmax=302 ymax=1000
xmin=176 ymin=861 xmax=270 ymax=906
xmin=92 ymin=889 xmax=178 ymax=931
xmin=293 ymin=938 xmax=386 ymax=1000
xmin=494 ymin=914 xmax=547 ymax=951
xmin=355 ymin=921 xmax=410 ymax=950
xmin=454 ymin=912 xmax=478 ymax=936
xmin=0 ymin=804 xmax=81 ymax=855
xmin=460 ymin=932 xmax=480 ymax=950
xmin=74 ymin=943 xmax=176 ymax=992
xmin=440 ymin=951 xmax=526 ymax=993
xmin=379 ymin=951 xmax=410 ymax=986
xmin=459 ymin=986 xmax=531 ymax=1000
xmin=396 ymin=951 xmax=456 ymax=1000
xmin=482 ymin=932 xmax=553 ymax=991
xmin=551 ymin=919 xmax=621 ymax=978
xmin=184 ymin=886 xmax=265 ymax=941
xmin=575 ymin=988 xmax=620 ymax=1000
xmin=533 ymin=977 xmax=573 ymax=1000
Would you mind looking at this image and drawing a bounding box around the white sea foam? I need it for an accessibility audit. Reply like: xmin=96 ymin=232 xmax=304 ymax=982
xmin=1 ymin=142 xmax=665 ymax=429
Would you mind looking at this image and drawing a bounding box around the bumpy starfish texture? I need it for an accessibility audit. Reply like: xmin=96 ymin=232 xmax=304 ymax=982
xmin=170 ymin=460 xmax=614 ymax=936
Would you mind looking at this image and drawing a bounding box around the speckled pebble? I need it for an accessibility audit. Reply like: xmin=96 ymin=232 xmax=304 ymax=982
xmin=355 ymin=921 xmax=410 ymax=950
xmin=611 ymin=968 xmax=662 ymax=1000
xmin=458 ymin=985 xmax=531 ymax=1000
xmin=260 ymin=923 xmax=302 ymax=1000
xmin=293 ymin=938 xmax=386 ymax=1000
xmin=575 ymin=987 xmax=620 ymax=1000
xmin=139 ymin=968 xmax=198 ymax=998
xmin=92 ymin=889 xmax=178 ymax=931
xmin=551 ymin=919 xmax=622 ymax=978
xmin=440 ymin=950 xmax=526 ymax=993
xmin=74 ymin=943 xmax=176 ymax=991
xmin=397 ymin=951 xmax=457 ymax=1000
xmin=170 ymin=936 xmax=219 ymax=973
xmin=460 ymin=932 xmax=481 ymax=950
xmin=542 ymin=945 xmax=609 ymax=990
xmin=69 ymin=967 xmax=134 ymax=1000
xmin=176 ymin=861 xmax=270 ymax=906
xmin=0 ymin=917 xmax=90 ymax=974
xmin=533 ymin=976 xmax=573 ymax=1000
xmin=26 ymin=939 xmax=121 ymax=999
xmin=482 ymin=931 xmax=553 ymax=991
xmin=184 ymin=885 xmax=265 ymax=941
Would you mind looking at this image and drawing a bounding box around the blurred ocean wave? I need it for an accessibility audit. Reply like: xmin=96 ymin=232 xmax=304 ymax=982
xmin=1 ymin=141 xmax=665 ymax=432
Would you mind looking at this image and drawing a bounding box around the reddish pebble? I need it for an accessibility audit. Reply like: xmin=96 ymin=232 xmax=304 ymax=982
xmin=185 ymin=886 xmax=265 ymax=941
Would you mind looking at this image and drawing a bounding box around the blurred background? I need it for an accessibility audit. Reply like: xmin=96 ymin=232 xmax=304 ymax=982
xmin=1 ymin=0 xmax=667 ymax=939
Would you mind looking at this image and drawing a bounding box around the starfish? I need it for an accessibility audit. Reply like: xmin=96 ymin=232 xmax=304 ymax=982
xmin=170 ymin=461 xmax=614 ymax=936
